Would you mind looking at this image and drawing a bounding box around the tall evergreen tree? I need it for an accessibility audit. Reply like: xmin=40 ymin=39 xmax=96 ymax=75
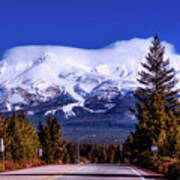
xmin=124 ymin=36 xmax=180 ymax=163
xmin=38 ymin=118 xmax=44 ymax=147
xmin=66 ymin=143 xmax=77 ymax=163
xmin=107 ymin=145 xmax=115 ymax=163
xmin=38 ymin=114 xmax=66 ymax=164
xmin=4 ymin=111 xmax=39 ymax=163
xmin=133 ymin=36 xmax=180 ymax=114
xmin=0 ymin=113 xmax=4 ymax=138
xmin=0 ymin=113 xmax=4 ymax=162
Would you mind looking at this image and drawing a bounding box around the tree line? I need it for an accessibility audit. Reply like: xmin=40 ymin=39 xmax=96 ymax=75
xmin=0 ymin=111 xmax=123 ymax=169
xmin=80 ymin=144 xmax=123 ymax=163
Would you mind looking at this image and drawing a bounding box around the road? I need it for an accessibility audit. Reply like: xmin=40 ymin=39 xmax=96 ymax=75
xmin=52 ymin=164 xmax=166 ymax=180
xmin=0 ymin=164 xmax=166 ymax=180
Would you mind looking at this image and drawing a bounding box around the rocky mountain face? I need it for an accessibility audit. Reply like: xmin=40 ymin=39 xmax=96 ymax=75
xmin=0 ymin=37 xmax=179 ymax=143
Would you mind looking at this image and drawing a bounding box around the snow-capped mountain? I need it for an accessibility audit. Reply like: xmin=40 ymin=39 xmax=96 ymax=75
xmin=0 ymin=37 xmax=180 ymax=142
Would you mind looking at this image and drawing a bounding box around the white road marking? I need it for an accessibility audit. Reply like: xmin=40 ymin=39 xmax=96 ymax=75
xmin=128 ymin=167 xmax=146 ymax=180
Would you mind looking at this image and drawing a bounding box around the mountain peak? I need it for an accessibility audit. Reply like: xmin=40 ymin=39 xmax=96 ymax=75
xmin=0 ymin=37 xmax=179 ymax=114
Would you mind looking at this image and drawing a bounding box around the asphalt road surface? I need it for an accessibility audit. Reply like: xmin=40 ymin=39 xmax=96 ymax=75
xmin=0 ymin=164 xmax=166 ymax=180
xmin=52 ymin=164 xmax=166 ymax=180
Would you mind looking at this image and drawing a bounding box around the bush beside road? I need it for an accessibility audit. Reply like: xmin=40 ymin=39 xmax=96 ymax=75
xmin=167 ymin=163 xmax=180 ymax=180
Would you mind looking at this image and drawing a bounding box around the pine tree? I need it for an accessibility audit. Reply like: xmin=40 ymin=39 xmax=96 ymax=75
xmin=114 ymin=144 xmax=122 ymax=163
xmin=50 ymin=117 xmax=65 ymax=161
xmin=100 ymin=144 xmax=107 ymax=163
xmin=4 ymin=110 xmax=39 ymax=163
xmin=124 ymin=36 xmax=180 ymax=163
xmin=38 ymin=115 xmax=53 ymax=163
xmin=134 ymin=36 xmax=179 ymax=114
xmin=62 ymin=149 xmax=71 ymax=164
xmin=158 ymin=111 xmax=180 ymax=158
xmin=0 ymin=113 xmax=4 ymax=138
xmin=66 ymin=143 xmax=77 ymax=163
xmin=108 ymin=145 xmax=115 ymax=163
xmin=38 ymin=114 xmax=65 ymax=164
xmin=38 ymin=118 xmax=44 ymax=147
xmin=0 ymin=113 xmax=4 ymax=162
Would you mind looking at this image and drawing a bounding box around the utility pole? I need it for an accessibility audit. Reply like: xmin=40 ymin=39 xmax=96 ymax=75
xmin=0 ymin=138 xmax=5 ymax=170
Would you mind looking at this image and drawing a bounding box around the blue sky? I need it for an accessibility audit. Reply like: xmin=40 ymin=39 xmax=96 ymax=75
xmin=0 ymin=0 xmax=180 ymax=56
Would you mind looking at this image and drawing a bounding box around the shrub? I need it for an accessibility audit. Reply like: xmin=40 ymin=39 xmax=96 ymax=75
xmin=19 ymin=159 xmax=42 ymax=169
xmin=167 ymin=163 xmax=180 ymax=180
xmin=122 ymin=158 xmax=127 ymax=164
xmin=4 ymin=161 xmax=16 ymax=171
xmin=151 ymin=157 xmax=178 ymax=173
xmin=0 ymin=163 xmax=4 ymax=172
xmin=31 ymin=159 xmax=42 ymax=167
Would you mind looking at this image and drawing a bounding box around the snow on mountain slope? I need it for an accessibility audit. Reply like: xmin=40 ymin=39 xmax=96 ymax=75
xmin=0 ymin=37 xmax=180 ymax=115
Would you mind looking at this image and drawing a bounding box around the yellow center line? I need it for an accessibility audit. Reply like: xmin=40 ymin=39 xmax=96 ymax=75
xmin=42 ymin=165 xmax=87 ymax=180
